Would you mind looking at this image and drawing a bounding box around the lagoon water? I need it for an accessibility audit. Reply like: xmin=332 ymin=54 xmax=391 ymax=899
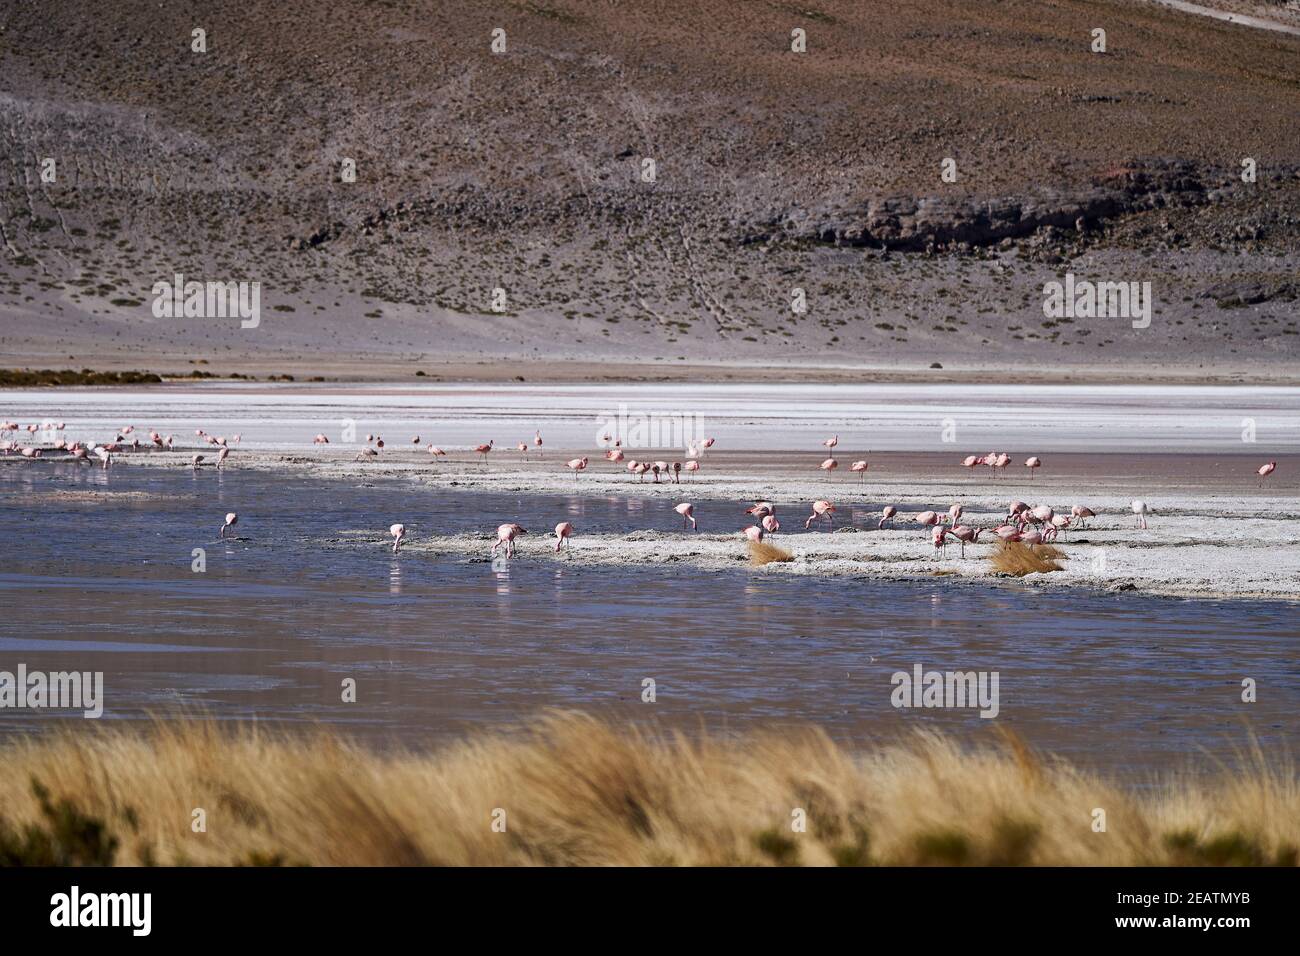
xmin=0 ymin=462 xmax=1295 ymax=773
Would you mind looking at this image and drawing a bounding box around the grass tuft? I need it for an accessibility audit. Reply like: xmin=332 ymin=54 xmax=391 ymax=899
xmin=748 ymin=540 xmax=794 ymax=565
xmin=989 ymin=541 xmax=1064 ymax=576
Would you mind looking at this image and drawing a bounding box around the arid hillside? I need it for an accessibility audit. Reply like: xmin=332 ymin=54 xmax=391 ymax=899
xmin=1 ymin=0 xmax=1298 ymax=380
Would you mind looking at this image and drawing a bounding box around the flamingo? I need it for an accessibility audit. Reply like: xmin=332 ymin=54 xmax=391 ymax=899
xmin=672 ymin=462 xmax=682 ymax=484
xmin=1025 ymin=456 xmax=1041 ymax=479
xmin=474 ymin=440 xmax=494 ymax=463
xmin=491 ymin=523 xmax=527 ymax=558
xmin=962 ymin=455 xmax=979 ymax=472
xmin=357 ymin=447 xmax=378 ymax=460
xmin=554 ymin=522 xmax=573 ymax=552
xmin=995 ymin=452 xmax=1011 ymax=476
xmin=390 ymin=523 xmax=405 ymax=552
xmin=878 ymin=505 xmax=896 ymax=529
xmin=1071 ymin=505 xmax=1096 ymax=528
xmin=823 ymin=435 xmax=838 ymax=450
xmin=820 ymin=457 xmax=838 ymax=476
xmin=1020 ymin=528 xmax=1044 ymax=547
xmin=566 ymin=457 xmax=588 ymax=483
xmin=1047 ymin=514 xmax=1072 ymax=540
xmin=949 ymin=524 xmax=982 ymax=558
xmin=1258 ymin=461 xmax=1276 ymax=487
xmin=804 ymin=500 xmax=834 ymax=530
xmin=1007 ymin=500 xmax=1029 ymax=520
xmin=993 ymin=524 xmax=1021 ymax=542
xmin=743 ymin=525 xmax=765 ymax=543
xmin=850 ymin=460 xmax=868 ymax=482
xmin=428 ymin=445 xmax=447 ymax=458
xmin=931 ymin=525 xmax=949 ymax=557
xmin=191 ymin=454 xmax=205 ymax=470
xmin=517 ymin=441 xmax=528 ymax=458
xmin=533 ymin=430 xmax=543 ymax=456
xmin=1030 ymin=504 xmax=1054 ymax=524
xmin=761 ymin=514 xmax=780 ymax=536
xmin=916 ymin=510 xmax=941 ymax=536
xmin=684 ymin=460 xmax=699 ymax=479
xmin=217 ymin=447 xmax=229 ymax=469
xmin=607 ymin=448 xmax=625 ymax=464
xmin=1131 ymin=500 xmax=1150 ymax=530
xmin=947 ymin=504 xmax=962 ymax=526
xmin=746 ymin=502 xmax=775 ymax=519
xmin=220 ymin=512 xmax=238 ymax=538
xmin=675 ymin=502 xmax=697 ymax=530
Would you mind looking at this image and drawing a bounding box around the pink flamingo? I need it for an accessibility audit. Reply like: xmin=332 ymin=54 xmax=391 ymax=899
xmin=1007 ymin=500 xmax=1029 ymax=520
xmin=566 ymin=457 xmax=588 ymax=483
xmin=220 ymin=512 xmax=238 ymax=539
xmin=191 ymin=454 xmax=204 ymax=470
xmin=947 ymin=504 xmax=962 ymax=526
xmin=820 ymin=457 xmax=838 ymax=476
xmin=390 ymin=523 xmax=405 ymax=552
xmin=1131 ymin=500 xmax=1150 ymax=530
xmin=684 ymin=460 xmax=699 ymax=480
xmin=743 ymin=525 xmax=765 ymax=543
xmin=474 ymin=440 xmax=494 ymax=463
xmin=533 ymin=431 xmax=543 ymax=456
xmin=761 ymin=514 xmax=780 ymax=536
xmin=931 ymin=525 xmax=949 ymax=557
xmin=746 ymin=502 xmax=775 ymax=519
xmin=675 ymin=502 xmax=697 ymax=530
xmin=995 ymin=452 xmax=1011 ymax=476
xmin=217 ymin=447 xmax=229 ymax=469
xmin=1025 ymin=456 xmax=1041 ymax=479
xmin=1071 ymin=505 xmax=1096 ymax=528
xmin=517 ymin=441 xmax=528 ymax=458
xmin=823 ymin=435 xmax=838 ymax=450
xmin=805 ymin=500 xmax=834 ymax=530
xmin=672 ymin=461 xmax=682 ymax=484
xmin=606 ymin=448 xmax=625 ymax=463
xmin=492 ymin=523 xmax=527 ymax=558
xmin=850 ymin=460 xmax=868 ymax=482
xmin=1046 ymin=514 xmax=1071 ymax=540
xmin=962 ymin=455 xmax=979 ymax=472
xmin=554 ymin=522 xmax=573 ymax=552
xmin=993 ymin=524 xmax=1021 ymax=542
xmin=1258 ymin=461 xmax=1276 ymax=487
xmin=428 ymin=445 xmax=447 ymax=458
xmin=916 ymin=510 xmax=940 ymax=536
xmin=878 ymin=505 xmax=896 ymax=529
xmin=949 ymin=524 xmax=982 ymax=558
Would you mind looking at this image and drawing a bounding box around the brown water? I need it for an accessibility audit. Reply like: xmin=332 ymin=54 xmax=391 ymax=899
xmin=0 ymin=463 xmax=1295 ymax=773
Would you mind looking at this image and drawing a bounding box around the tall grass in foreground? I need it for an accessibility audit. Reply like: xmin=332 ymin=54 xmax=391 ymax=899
xmin=748 ymin=540 xmax=794 ymax=566
xmin=990 ymin=541 xmax=1065 ymax=576
xmin=0 ymin=713 xmax=1294 ymax=866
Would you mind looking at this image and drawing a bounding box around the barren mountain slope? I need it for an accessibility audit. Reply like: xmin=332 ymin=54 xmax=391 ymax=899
xmin=1 ymin=0 xmax=1298 ymax=380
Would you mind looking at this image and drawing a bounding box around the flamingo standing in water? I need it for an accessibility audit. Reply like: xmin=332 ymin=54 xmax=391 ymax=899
xmin=684 ymin=460 xmax=699 ymax=480
xmin=805 ymin=500 xmax=834 ymax=530
xmin=1258 ymin=461 xmax=1276 ymax=487
xmin=878 ymin=505 xmax=896 ymax=529
xmin=761 ymin=514 xmax=780 ymax=536
xmin=947 ymin=504 xmax=962 ymax=526
xmin=962 ymin=455 xmax=979 ymax=473
xmin=1025 ymin=456 xmax=1041 ymax=479
xmin=931 ymin=525 xmax=949 ymax=556
xmin=675 ymin=502 xmax=697 ymax=530
xmin=217 ymin=447 xmax=229 ymax=469
xmin=390 ymin=523 xmax=405 ymax=552
xmin=823 ymin=435 xmax=838 ymax=451
xmin=820 ymin=457 xmax=838 ymax=476
xmin=533 ymin=431 xmax=543 ymax=456
xmin=553 ymin=522 xmax=573 ymax=551
xmin=517 ymin=441 xmax=528 ymax=459
xmin=850 ymin=460 xmax=868 ymax=482
xmin=492 ymin=523 xmax=527 ymax=558
xmin=192 ymin=454 xmax=205 ymax=470
xmin=474 ymin=440 xmax=494 ymax=463
xmin=1131 ymin=500 xmax=1150 ymax=530
xmin=220 ymin=512 xmax=238 ymax=538
xmin=743 ymin=525 xmax=765 ymax=543
xmin=566 ymin=457 xmax=588 ymax=483
xmin=746 ymin=502 xmax=775 ymax=520
xmin=428 ymin=445 xmax=447 ymax=460
xmin=1071 ymin=505 xmax=1096 ymax=528
xmin=606 ymin=448 xmax=625 ymax=464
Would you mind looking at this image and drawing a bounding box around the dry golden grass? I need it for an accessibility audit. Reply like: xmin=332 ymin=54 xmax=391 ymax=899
xmin=0 ymin=713 xmax=1295 ymax=866
xmin=748 ymin=540 xmax=794 ymax=566
xmin=990 ymin=541 xmax=1065 ymax=576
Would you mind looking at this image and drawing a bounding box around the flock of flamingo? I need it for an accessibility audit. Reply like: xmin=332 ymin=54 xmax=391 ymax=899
xmin=1 ymin=418 xmax=1282 ymax=563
